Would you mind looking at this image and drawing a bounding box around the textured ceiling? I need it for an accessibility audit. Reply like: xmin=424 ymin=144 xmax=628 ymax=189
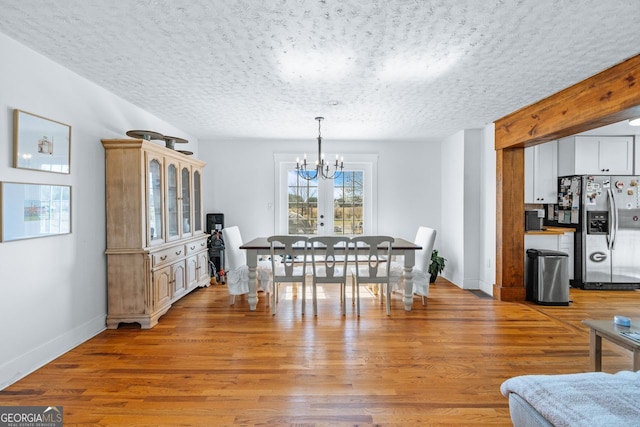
xmin=0 ymin=0 xmax=639 ymax=142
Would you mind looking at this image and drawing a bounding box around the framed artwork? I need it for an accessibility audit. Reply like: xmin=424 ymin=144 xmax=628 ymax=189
xmin=13 ymin=109 xmax=71 ymax=174
xmin=0 ymin=182 xmax=72 ymax=242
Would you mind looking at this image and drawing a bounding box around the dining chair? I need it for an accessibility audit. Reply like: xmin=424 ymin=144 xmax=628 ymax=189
xmin=350 ymin=236 xmax=395 ymax=316
xmin=268 ymin=235 xmax=309 ymax=315
xmin=389 ymin=226 xmax=437 ymax=305
xmin=308 ymin=236 xmax=351 ymax=316
xmin=222 ymin=226 xmax=272 ymax=306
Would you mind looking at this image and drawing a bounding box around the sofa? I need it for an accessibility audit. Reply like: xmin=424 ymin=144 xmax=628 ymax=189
xmin=500 ymin=370 xmax=640 ymax=426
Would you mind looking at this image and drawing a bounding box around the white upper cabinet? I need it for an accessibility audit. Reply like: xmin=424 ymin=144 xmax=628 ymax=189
xmin=525 ymin=140 xmax=558 ymax=204
xmin=558 ymin=136 xmax=633 ymax=176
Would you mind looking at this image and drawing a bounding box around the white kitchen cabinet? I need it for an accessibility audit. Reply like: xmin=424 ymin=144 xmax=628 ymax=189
xmin=558 ymin=136 xmax=633 ymax=176
xmin=525 ymin=141 xmax=558 ymax=203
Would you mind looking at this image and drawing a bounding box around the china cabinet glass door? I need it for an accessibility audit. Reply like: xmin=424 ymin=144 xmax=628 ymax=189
xmin=181 ymin=166 xmax=191 ymax=235
xmin=147 ymin=158 xmax=163 ymax=244
xmin=193 ymin=170 xmax=202 ymax=232
xmin=167 ymin=163 xmax=179 ymax=240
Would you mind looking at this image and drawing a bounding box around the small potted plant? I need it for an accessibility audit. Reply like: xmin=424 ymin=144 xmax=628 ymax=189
xmin=429 ymin=249 xmax=446 ymax=283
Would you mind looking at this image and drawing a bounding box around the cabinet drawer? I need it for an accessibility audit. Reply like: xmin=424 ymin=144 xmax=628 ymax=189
xmin=186 ymin=237 xmax=208 ymax=256
xmin=152 ymin=245 xmax=186 ymax=267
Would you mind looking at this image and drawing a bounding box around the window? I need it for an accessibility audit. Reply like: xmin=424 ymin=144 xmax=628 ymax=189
xmin=275 ymin=154 xmax=377 ymax=235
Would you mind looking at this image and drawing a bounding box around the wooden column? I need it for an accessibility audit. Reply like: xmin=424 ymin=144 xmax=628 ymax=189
xmin=494 ymin=53 xmax=640 ymax=301
xmin=494 ymin=147 xmax=525 ymax=301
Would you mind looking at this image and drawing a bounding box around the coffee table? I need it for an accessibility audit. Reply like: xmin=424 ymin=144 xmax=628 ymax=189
xmin=582 ymin=319 xmax=640 ymax=371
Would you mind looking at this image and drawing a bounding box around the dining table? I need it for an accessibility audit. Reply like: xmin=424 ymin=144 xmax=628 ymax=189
xmin=239 ymin=237 xmax=422 ymax=311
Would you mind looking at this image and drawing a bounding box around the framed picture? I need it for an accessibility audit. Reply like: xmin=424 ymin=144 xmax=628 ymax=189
xmin=13 ymin=109 xmax=71 ymax=174
xmin=0 ymin=182 xmax=71 ymax=242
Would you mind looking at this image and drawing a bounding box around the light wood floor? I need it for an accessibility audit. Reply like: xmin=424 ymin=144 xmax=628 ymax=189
xmin=2 ymin=279 xmax=640 ymax=426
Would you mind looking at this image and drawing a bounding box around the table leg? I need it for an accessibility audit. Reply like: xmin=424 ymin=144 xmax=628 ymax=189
xmin=633 ymin=349 xmax=640 ymax=371
xmin=246 ymin=249 xmax=258 ymax=311
xmin=403 ymin=250 xmax=415 ymax=311
xmin=589 ymin=329 xmax=602 ymax=371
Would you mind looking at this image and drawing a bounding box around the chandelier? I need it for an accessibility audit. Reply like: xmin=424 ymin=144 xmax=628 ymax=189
xmin=296 ymin=117 xmax=344 ymax=180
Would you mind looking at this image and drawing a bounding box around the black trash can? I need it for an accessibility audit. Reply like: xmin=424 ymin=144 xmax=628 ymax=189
xmin=526 ymin=249 xmax=570 ymax=306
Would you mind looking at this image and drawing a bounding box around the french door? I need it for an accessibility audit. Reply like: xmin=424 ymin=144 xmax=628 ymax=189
xmin=275 ymin=154 xmax=377 ymax=236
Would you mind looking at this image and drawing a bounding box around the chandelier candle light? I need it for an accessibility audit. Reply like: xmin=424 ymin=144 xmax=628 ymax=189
xmin=296 ymin=116 xmax=344 ymax=180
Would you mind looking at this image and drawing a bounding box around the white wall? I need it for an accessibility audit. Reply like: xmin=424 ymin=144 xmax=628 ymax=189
xmin=440 ymin=132 xmax=466 ymax=285
xmin=199 ymin=138 xmax=442 ymax=243
xmin=463 ymin=129 xmax=482 ymax=289
xmin=480 ymin=124 xmax=497 ymax=294
xmin=440 ymin=128 xmax=491 ymax=291
xmin=0 ymin=33 xmax=197 ymax=389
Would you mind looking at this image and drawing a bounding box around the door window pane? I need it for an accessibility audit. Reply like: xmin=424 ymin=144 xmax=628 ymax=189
xmin=333 ymin=171 xmax=364 ymax=235
xmin=288 ymin=171 xmax=317 ymax=235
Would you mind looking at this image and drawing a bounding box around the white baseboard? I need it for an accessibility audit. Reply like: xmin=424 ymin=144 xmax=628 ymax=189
xmin=462 ymin=278 xmax=480 ymax=290
xmin=0 ymin=315 xmax=105 ymax=390
xmin=479 ymin=279 xmax=494 ymax=296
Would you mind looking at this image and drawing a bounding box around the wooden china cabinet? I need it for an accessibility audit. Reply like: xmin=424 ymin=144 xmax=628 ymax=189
xmin=102 ymin=138 xmax=209 ymax=329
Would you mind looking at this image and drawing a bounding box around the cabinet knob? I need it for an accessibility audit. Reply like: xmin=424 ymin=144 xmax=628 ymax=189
xmin=176 ymin=250 xmax=182 ymax=255
xmin=160 ymin=255 xmax=167 ymax=261
xmin=190 ymin=245 xmax=196 ymax=250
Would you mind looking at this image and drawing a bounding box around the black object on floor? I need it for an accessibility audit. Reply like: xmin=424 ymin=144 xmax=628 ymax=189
xmin=467 ymin=290 xmax=493 ymax=299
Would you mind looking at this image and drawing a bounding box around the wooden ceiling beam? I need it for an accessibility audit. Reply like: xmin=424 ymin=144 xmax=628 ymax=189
xmin=493 ymin=53 xmax=640 ymax=302
xmin=495 ymin=54 xmax=640 ymax=150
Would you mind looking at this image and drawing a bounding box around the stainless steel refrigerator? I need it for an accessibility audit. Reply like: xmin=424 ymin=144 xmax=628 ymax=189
xmin=558 ymin=175 xmax=640 ymax=289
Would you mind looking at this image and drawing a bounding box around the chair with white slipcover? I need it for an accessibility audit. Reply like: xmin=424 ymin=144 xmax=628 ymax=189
xmin=350 ymin=236 xmax=395 ymax=316
xmin=308 ymin=235 xmax=351 ymax=316
xmin=268 ymin=235 xmax=309 ymax=315
xmin=389 ymin=226 xmax=437 ymax=305
xmin=221 ymin=226 xmax=272 ymax=306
